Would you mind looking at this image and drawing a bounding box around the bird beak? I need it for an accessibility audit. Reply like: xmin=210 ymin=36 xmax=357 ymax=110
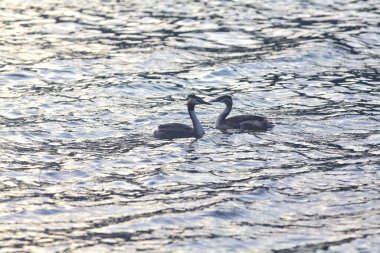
xmin=202 ymin=100 xmax=212 ymax=105
xmin=210 ymin=98 xmax=218 ymax=103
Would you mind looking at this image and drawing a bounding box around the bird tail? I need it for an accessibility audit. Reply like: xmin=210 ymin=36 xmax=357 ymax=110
xmin=266 ymin=120 xmax=274 ymax=129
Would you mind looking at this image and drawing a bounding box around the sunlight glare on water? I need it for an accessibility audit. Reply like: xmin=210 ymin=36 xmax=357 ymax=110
xmin=0 ymin=0 xmax=379 ymax=252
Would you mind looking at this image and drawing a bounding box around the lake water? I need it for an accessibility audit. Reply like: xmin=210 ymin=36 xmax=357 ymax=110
xmin=0 ymin=0 xmax=379 ymax=252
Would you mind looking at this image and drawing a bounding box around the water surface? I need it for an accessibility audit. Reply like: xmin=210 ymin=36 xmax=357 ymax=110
xmin=0 ymin=0 xmax=380 ymax=252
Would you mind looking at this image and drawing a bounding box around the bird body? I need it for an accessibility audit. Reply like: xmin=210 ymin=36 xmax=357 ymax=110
xmin=212 ymin=95 xmax=273 ymax=131
xmin=153 ymin=95 xmax=210 ymax=139
xmin=154 ymin=123 xmax=194 ymax=139
xmin=217 ymin=115 xmax=272 ymax=130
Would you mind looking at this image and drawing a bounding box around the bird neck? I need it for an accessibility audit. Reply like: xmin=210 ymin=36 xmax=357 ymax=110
xmin=188 ymin=106 xmax=205 ymax=138
xmin=216 ymin=103 xmax=232 ymax=128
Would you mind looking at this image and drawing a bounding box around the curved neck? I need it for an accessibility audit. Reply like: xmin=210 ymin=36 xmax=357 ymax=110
xmin=188 ymin=106 xmax=205 ymax=138
xmin=216 ymin=104 xmax=231 ymax=128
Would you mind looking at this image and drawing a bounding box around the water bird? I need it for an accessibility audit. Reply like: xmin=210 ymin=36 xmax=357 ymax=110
xmin=211 ymin=95 xmax=273 ymax=131
xmin=154 ymin=94 xmax=211 ymax=139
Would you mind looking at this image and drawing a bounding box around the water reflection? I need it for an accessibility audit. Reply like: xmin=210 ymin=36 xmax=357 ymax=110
xmin=1 ymin=0 xmax=380 ymax=252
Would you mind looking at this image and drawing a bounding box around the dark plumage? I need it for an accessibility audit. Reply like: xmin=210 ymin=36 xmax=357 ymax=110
xmin=153 ymin=95 xmax=211 ymax=139
xmin=211 ymin=95 xmax=273 ymax=131
xmin=154 ymin=123 xmax=193 ymax=139
xmin=222 ymin=115 xmax=272 ymax=130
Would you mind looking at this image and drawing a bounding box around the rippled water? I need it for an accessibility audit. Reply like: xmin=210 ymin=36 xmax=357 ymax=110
xmin=1 ymin=0 xmax=380 ymax=252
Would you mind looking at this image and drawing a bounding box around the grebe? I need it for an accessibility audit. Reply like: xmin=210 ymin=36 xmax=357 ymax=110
xmin=153 ymin=94 xmax=211 ymax=139
xmin=211 ymin=95 xmax=273 ymax=131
